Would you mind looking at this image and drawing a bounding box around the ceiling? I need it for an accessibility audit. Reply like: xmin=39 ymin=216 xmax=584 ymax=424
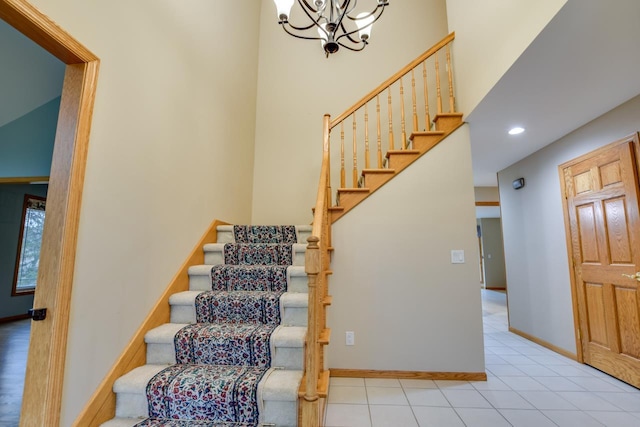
xmin=468 ymin=0 xmax=640 ymax=187
xmin=0 ymin=19 xmax=64 ymax=129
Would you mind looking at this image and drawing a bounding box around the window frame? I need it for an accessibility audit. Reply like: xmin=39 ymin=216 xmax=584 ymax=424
xmin=11 ymin=194 xmax=47 ymax=296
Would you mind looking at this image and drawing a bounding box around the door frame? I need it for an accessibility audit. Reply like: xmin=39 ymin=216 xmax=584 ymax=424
xmin=558 ymin=132 xmax=640 ymax=365
xmin=0 ymin=1 xmax=99 ymax=425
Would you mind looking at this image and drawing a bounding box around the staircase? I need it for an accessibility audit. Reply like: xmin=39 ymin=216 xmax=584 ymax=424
xmin=102 ymin=225 xmax=312 ymax=427
xmin=323 ymin=32 xmax=463 ymax=223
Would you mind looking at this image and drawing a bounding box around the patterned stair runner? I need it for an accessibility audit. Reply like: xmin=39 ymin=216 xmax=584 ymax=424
xmin=132 ymin=226 xmax=299 ymax=426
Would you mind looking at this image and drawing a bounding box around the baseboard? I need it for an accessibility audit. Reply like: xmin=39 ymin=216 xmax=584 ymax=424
xmin=0 ymin=313 xmax=30 ymax=324
xmin=330 ymin=369 xmax=487 ymax=381
xmin=485 ymin=287 xmax=506 ymax=291
xmin=509 ymin=326 xmax=577 ymax=361
xmin=72 ymin=218 xmax=228 ymax=427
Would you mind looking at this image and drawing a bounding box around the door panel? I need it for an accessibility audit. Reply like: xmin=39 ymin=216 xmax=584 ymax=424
xmin=562 ymin=136 xmax=640 ymax=388
xmin=585 ymin=283 xmax=608 ymax=347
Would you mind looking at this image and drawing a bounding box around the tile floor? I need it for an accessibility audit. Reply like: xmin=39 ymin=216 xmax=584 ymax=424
xmin=324 ymin=290 xmax=640 ymax=427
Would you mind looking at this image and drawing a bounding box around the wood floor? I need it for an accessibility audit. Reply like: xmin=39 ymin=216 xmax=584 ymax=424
xmin=0 ymin=319 xmax=30 ymax=427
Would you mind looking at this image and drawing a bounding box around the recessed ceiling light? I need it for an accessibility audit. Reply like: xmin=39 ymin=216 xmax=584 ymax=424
xmin=509 ymin=127 xmax=525 ymax=135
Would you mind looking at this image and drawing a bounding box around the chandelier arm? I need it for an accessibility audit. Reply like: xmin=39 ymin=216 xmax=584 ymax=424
xmin=299 ymin=0 xmax=320 ymax=14
xmin=281 ymin=24 xmax=326 ymax=41
xmin=286 ymin=20 xmax=321 ymax=31
xmin=338 ymin=21 xmax=362 ymax=44
xmin=337 ymin=39 xmax=367 ymax=52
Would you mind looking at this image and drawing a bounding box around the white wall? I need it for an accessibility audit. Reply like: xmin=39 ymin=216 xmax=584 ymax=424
xmin=498 ymin=94 xmax=640 ymax=354
xmin=251 ymin=0 xmax=450 ymax=224
xmin=446 ymin=0 xmax=566 ymax=116
xmin=26 ymin=1 xmax=262 ymax=424
xmin=329 ymin=125 xmax=484 ymax=373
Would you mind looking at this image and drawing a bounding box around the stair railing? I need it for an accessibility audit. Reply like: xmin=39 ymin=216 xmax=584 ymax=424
xmin=300 ymin=114 xmax=332 ymax=426
xmin=328 ymin=32 xmax=457 ymax=200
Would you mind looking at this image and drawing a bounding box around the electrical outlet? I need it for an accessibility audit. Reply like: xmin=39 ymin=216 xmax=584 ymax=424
xmin=345 ymin=331 xmax=355 ymax=346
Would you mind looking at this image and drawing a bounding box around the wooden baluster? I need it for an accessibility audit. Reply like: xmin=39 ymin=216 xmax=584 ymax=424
xmin=435 ymin=51 xmax=443 ymax=115
xmin=376 ymin=95 xmax=382 ymax=168
xmin=324 ymin=115 xmax=332 ymax=207
xmin=423 ymin=61 xmax=431 ymax=131
xmin=364 ymin=104 xmax=370 ymax=170
xmin=411 ymin=68 xmax=418 ymax=132
xmin=387 ymin=87 xmax=395 ymax=150
xmin=446 ymin=43 xmax=455 ymax=113
xmin=399 ymin=77 xmax=407 ymax=149
xmin=352 ymin=115 xmax=358 ymax=188
xmin=340 ymin=122 xmax=345 ymax=188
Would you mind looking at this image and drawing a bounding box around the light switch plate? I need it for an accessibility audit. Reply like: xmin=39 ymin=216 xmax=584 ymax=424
xmin=451 ymin=250 xmax=465 ymax=264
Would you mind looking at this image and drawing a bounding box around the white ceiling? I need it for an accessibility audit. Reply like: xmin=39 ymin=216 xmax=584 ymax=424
xmin=0 ymin=19 xmax=65 ymax=128
xmin=468 ymin=0 xmax=640 ymax=187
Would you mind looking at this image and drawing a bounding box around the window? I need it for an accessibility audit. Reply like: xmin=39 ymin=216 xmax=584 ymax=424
xmin=12 ymin=194 xmax=46 ymax=295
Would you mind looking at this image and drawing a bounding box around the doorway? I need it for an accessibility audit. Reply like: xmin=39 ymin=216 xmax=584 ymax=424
xmin=0 ymin=1 xmax=99 ymax=425
xmin=560 ymin=133 xmax=640 ymax=388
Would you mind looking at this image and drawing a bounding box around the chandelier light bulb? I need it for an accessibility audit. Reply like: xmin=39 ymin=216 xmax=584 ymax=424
xmin=356 ymin=12 xmax=375 ymax=41
xmin=274 ymin=0 xmax=294 ymax=22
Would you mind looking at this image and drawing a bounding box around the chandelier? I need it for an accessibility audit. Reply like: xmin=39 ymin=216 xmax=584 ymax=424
xmin=273 ymin=0 xmax=389 ymax=57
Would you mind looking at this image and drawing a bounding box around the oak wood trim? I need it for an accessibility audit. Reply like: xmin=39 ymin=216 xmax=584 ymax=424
xmin=475 ymin=201 xmax=500 ymax=207
xmin=0 ymin=0 xmax=97 ymax=63
xmin=0 ymin=176 xmax=49 ymax=184
xmin=330 ymin=33 xmax=455 ymax=128
xmin=72 ymin=219 xmax=228 ymax=427
xmin=1 ymin=3 xmax=101 ymax=425
xmin=509 ymin=326 xmax=577 ymax=361
xmin=330 ymin=369 xmax=487 ymax=381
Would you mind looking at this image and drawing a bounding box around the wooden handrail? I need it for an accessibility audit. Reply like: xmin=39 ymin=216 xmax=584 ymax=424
xmin=330 ymin=32 xmax=455 ymax=129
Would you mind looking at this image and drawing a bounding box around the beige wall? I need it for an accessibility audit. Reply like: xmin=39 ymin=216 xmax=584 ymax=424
xmin=26 ymin=1 xmax=262 ymax=424
xmin=329 ymin=125 xmax=485 ymax=372
xmin=498 ymin=94 xmax=640 ymax=355
xmin=446 ymin=0 xmax=566 ymax=116
xmin=251 ymin=0 xmax=450 ymax=224
xmin=474 ymin=186 xmax=499 ymax=202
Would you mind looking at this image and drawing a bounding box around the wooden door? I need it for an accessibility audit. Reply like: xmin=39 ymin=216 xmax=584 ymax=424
xmin=561 ymin=134 xmax=640 ymax=388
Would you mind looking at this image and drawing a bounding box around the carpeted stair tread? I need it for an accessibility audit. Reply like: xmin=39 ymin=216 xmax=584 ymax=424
xmin=216 ymin=224 xmax=312 ymax=244
xmin=135 ymin=420 xmax=257 ymax=427
xmin=169 ymin=290 xmax=308 ymax=326
xmin=188 ymin=265 xmax=308 ymax=293
xmin=114 ymin=364 xmax=167 ymax=395
xmin=145 ymin=364 xmax=269 ymax=423
xmin=210 ymin=265 xmax=288 ymax=293
xmin=174 ymin=323 xmax=277 ymax=367
xmin=145 ymin=323 xmax=187 ymax=344
xmin=195 ymin=290 xmax=283 ymax=325
xmin=271 ymin=326 xmax=306 ymax=348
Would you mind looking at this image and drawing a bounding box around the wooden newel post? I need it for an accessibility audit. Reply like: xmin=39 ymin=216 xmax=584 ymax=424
xmin=300 ymin=235 xmax=320 ymax=425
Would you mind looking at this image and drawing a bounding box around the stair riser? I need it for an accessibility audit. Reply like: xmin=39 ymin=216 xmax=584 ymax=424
xmin=170 ymin=301 xmax=308 ymax=327
xmin=263 ymin=400 xmax=298 ymax=427
xmin=188 ymin=268 xmax=308 ymax=293
xmin=114 ymin=391 xmax=299 ymax=425
xmin=203 ymin=244 xmax=306 ymax=266
xmin=146 ymin=343 xmax=303 ymax=370
xmin=115 ymin=393 xmax=148 ymax=419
